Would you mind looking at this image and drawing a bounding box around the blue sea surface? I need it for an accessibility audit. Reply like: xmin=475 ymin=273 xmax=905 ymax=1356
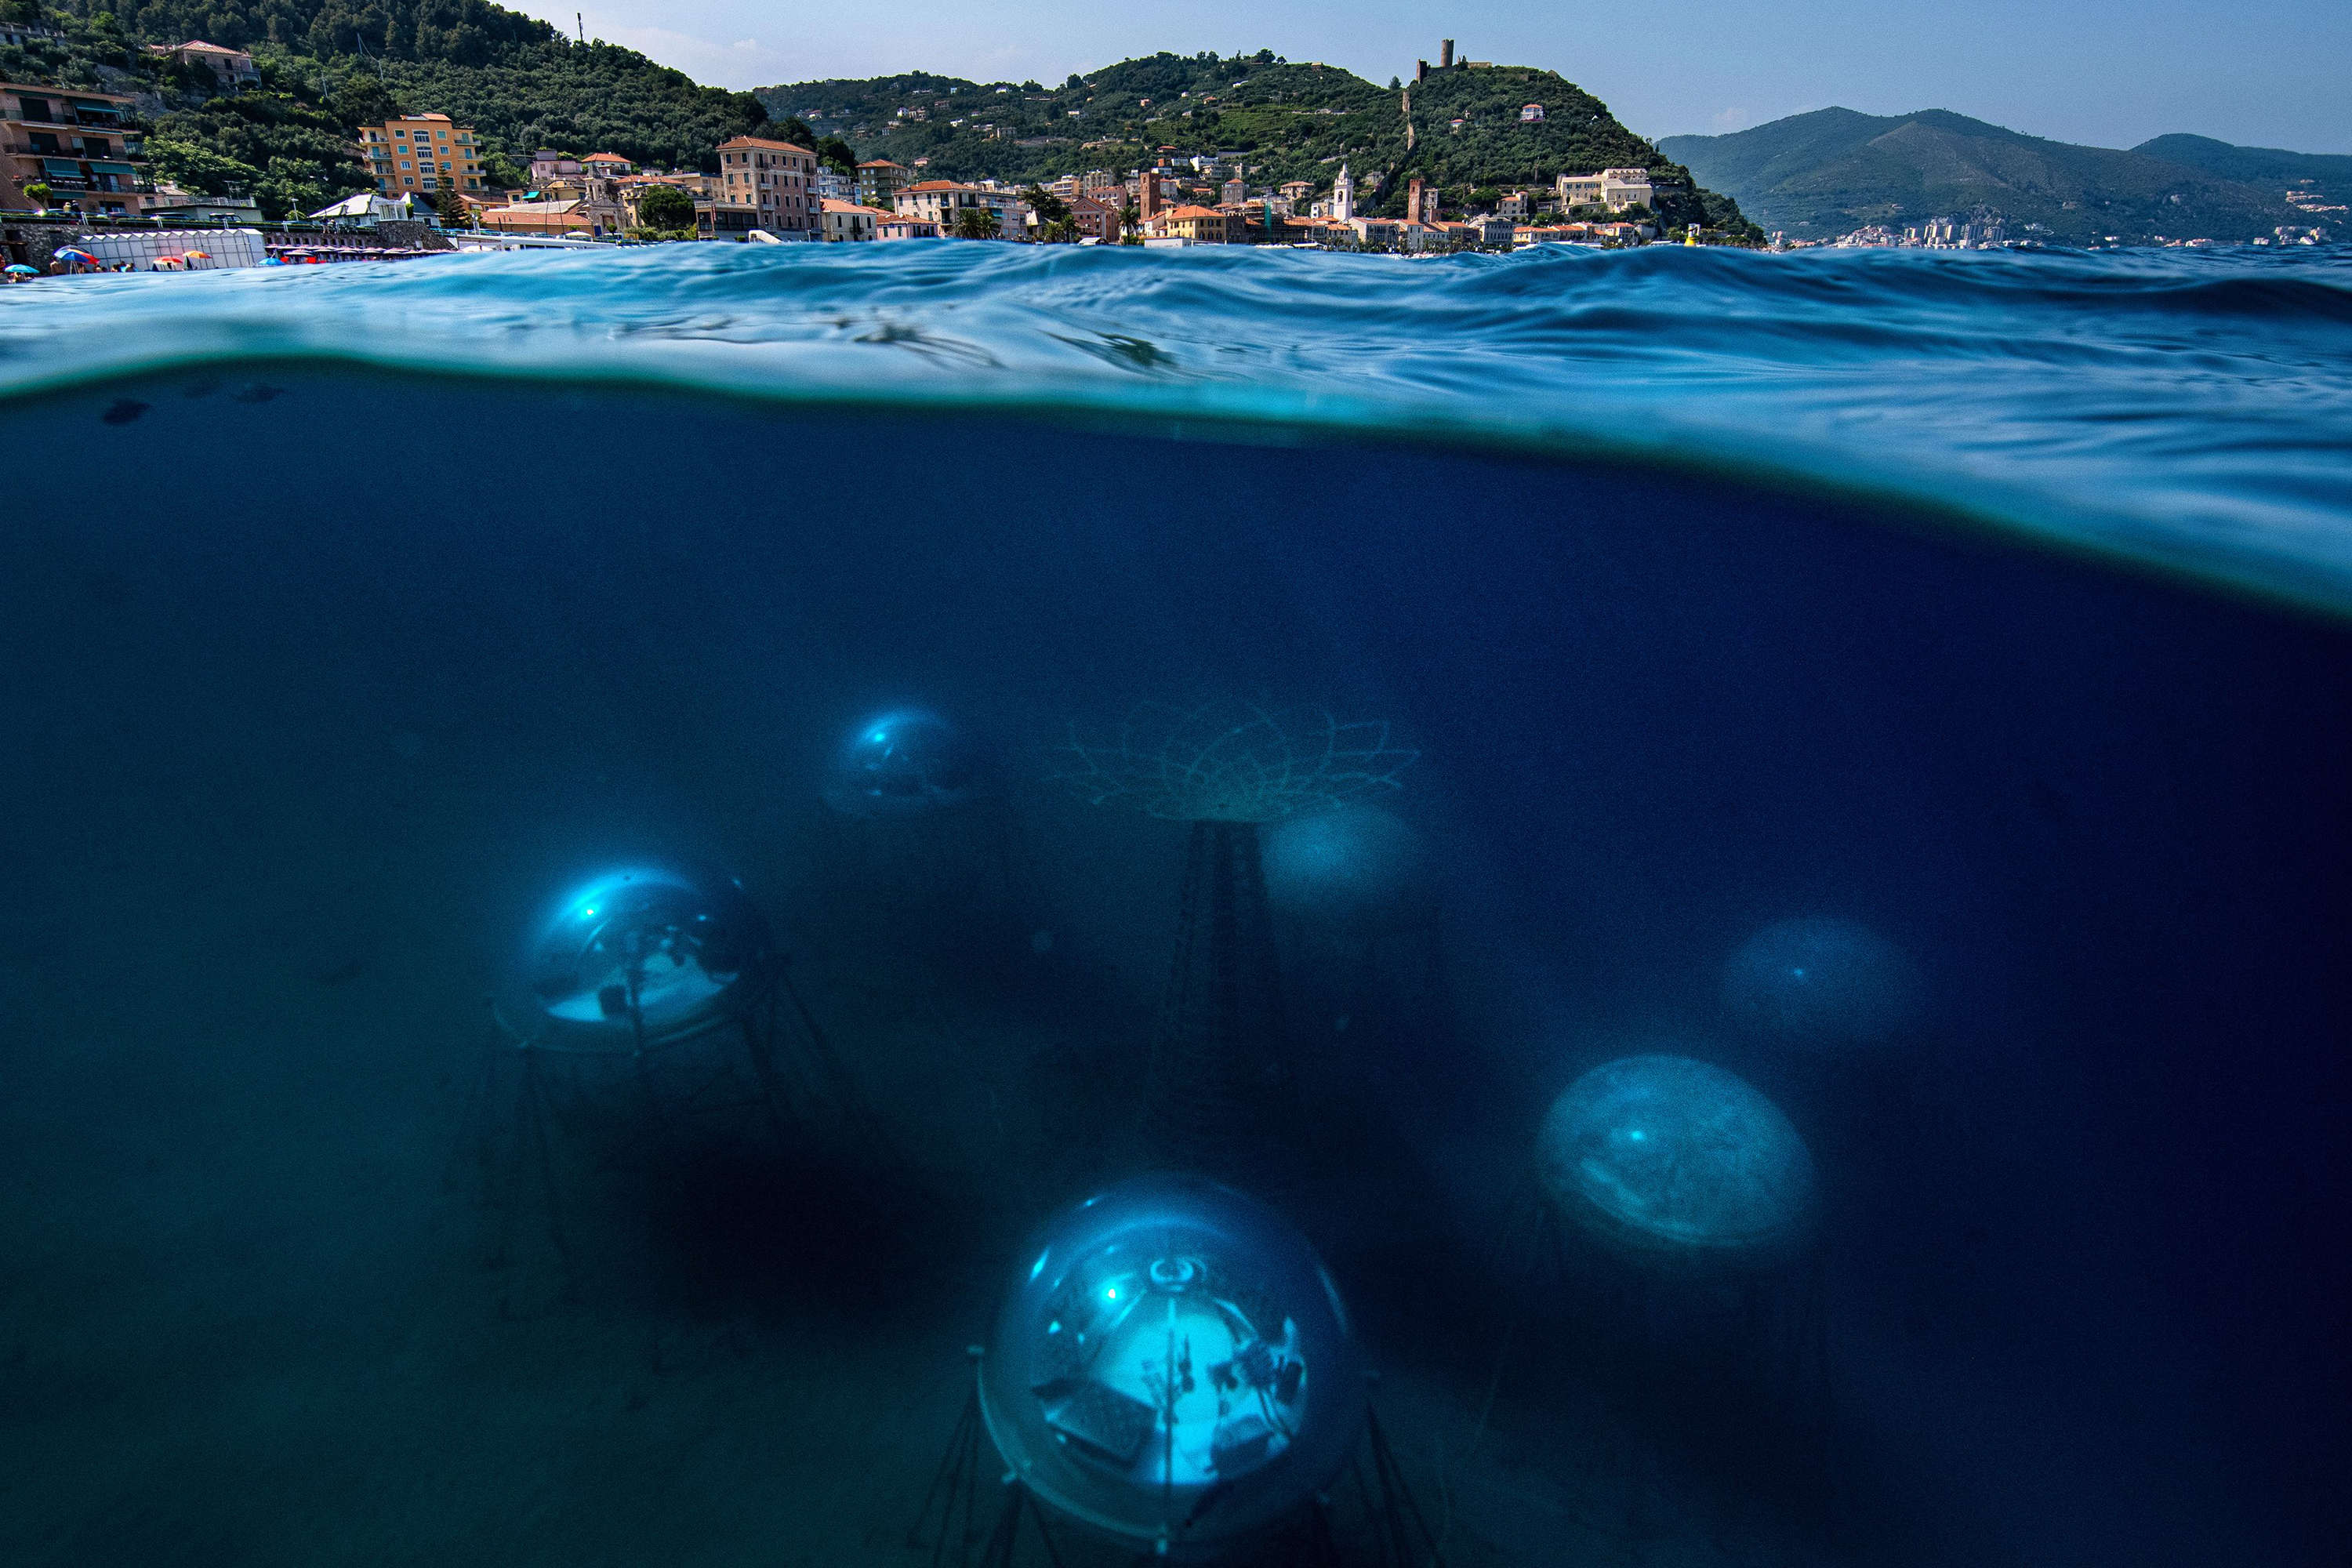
xmin=4 ymin=240 xmax=2350 ymax=611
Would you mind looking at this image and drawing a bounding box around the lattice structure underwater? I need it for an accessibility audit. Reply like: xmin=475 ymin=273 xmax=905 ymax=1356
xmin=1054 ymin=701 xmax=1417 ymax=1180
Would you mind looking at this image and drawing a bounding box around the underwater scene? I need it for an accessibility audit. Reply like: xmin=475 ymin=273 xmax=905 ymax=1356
xmin=1 ymin=243 xmax=2348 ymax=1567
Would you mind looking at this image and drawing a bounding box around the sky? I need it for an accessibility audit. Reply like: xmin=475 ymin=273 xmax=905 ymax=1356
xmin=514 ymin=0 xmax=2352 ymax=154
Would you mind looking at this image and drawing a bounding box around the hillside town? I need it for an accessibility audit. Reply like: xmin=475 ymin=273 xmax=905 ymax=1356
xmin=2 ymin=36 xmax=1688 ymax=272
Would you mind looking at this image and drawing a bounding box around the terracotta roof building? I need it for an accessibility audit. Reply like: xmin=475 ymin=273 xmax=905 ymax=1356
xmin=713 ymin=136 xmax=818 ymax=239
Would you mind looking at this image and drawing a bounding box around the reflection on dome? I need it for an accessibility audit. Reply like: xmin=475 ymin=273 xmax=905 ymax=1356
xmin=496 ymin=862 xmax=776 ymax=1053
xmin=1262 ymin=805 xmax=1428 ymax=929
xmin=982 ymin=1175 xmax=1364 ymax=1553
xmin=1722 ymin=916 xmax=1924 ymax=1047
xmin=1540 ymin=1055 xmax=1817 ymax=1265
xmin=822 ymin=708 xmax=985 ymax=818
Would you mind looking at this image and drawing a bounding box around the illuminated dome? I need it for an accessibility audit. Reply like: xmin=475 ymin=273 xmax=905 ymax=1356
xmin=495 ymin=862 xmax=778 ymax=1053
xmin=1538 ymin=1055 xmax=1817 ymax=1265
xmin=1722 ymin=917 xmax=1924 ymax=1048
xmin=1261 ymin=806 xmax=1428 ymax=930
xmin=822 ymin=708 xmax=985 ymax=817
xmin=981 ymin=1175 xmax=1365 ymax=1555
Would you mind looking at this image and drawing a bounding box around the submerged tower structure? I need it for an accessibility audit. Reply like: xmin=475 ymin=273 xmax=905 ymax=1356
xmin=1053 ymin=700 xmax=1414 ymax=1181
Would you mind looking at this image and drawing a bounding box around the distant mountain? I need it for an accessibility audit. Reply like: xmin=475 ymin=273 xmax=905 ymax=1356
xmin=2131 ymin=134 xmax=2352 ymax=185
xmin=2131 ymin=134 xmax=2352 ymax=212
xmin=1659 ymin=108 xmax=2308 ymax=243
xmin=759 ymin=53 xmax=1759 ymax=233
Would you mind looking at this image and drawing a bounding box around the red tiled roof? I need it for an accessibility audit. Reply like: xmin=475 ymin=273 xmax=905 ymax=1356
xmin=719 ymin=136 xmax=814 ymax=154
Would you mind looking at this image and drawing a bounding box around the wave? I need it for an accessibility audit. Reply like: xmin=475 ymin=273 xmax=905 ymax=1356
xmin=3 ymin=241 xmax=2350 ymax=614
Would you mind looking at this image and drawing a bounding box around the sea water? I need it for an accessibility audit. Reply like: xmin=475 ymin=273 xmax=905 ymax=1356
xmin=0 ymin=242 xmax=2346 ymax=1566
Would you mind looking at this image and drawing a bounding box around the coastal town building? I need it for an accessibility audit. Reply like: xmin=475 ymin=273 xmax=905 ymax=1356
xmin=895 ymin=180 xmax=1029 ymax=239
xmin=617 ymin=173 xmax=705 ymax=230
xmin=1329 ymin=163 xmax=1355 ymax=221
xmin=528 ymin=149 xmax=581 ymax=185
xmin=360 ymin=114 xmax=485 ymax=196
xmin=819 ymin=198 xmax=888 ymax=241
xmin=146 ymin=40 xmax=260 ymax=89
xmin=714 ymin=135 xmax=820 ymax=238
xmin=1069 ymin=191 xmax=1122 ymax=242
xmin=815 ymin=166 xmax=856 ymax=202
xmin=480 ymin=198 xmax=590 ymax=237
xmin=0 ymin=82 xmax=149 ymax=216
xmin=857 ymin=158 xmax=912 ymax=208
xmin=875 ymin=212 xmax=942 ymax=240
xmin=147 ymin=182 xmax=265 ymax=225
xmin=1557 ymin=169 xmax=1656 ymax=213
xmin=1145 ymin=204 xmax=1241 ymax=244
xmin=583 ymin=152 xmax=633 ymax=181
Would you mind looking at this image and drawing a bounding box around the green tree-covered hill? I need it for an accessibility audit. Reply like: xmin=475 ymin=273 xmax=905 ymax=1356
xmin=760 ymin=52 xmax=1755 ymax=232
xmin=1660 ymin=108 xmax=2309 ymax=244
xmin=1 ymin=0 xmax=770 ymax=218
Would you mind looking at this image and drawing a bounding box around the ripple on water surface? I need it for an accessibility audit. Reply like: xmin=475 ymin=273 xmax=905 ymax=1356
xmin=3 ymin=241 xmax=2350 ymax=610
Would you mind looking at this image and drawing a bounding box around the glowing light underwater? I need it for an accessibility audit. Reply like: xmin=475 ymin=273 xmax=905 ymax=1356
xmin=822 ymin=707 xmax=986 ymax=818
xmin=981 ymin=1175 xmax=1363 ymax=1549
xmin=498 ymin=862 xmax=775 ymax=1052
xmin=1539 ymin=1054 xmax=1819 ymax=1263
xmin=1722 ymin=916 xmax=1926 ymax=1048
xmin=1261 ymin=804 xmax=1429 ymax=928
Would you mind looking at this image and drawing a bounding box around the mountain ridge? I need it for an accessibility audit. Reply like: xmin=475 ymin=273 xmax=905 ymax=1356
xmin=757 ymin=53 xmax=1758 ymax=232
xmin=1660 ymin=108 xmax=2316 ymax=243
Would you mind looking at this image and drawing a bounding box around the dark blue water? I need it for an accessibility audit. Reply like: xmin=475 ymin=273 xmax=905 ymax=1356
xmin=0 ymin=245 xmax=2347 ymax=1566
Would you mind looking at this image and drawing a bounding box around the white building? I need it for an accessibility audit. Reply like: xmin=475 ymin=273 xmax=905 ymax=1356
xmin=895 ymin=180 xmax=1029 ymax=239
xmin=1328 ymin=162 xmax=1355 ymax=221
xmin=1557 ymin=169 xmax=1656 ymax=213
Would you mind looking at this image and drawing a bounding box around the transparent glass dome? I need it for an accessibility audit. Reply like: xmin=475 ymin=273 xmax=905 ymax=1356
xmin=494 ymin=862 xmax=778 ymax=1053
xmin=1261 ymin=805 xmax=1429 ymax=930
xmin=1722 ymin=916 xmax=1924 ymax=1048
xmin=1539 ymin=1055 xmax=1818 ymax=1265
xmin=981 ymin=1174 xmax=1365 ymax=1555
xmin=822 ymin=707 xmax=986 ymax=817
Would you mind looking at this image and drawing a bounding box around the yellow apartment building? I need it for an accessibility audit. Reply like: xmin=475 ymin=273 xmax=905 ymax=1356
xmin=358 ymin=114 xmax=485 ymax=197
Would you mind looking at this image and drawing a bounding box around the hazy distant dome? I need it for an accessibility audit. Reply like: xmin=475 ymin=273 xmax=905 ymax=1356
xmin=980 ymin=1174 xmax=1365 ymax=1555
xmin=1722 ymin=917 xmax=1924 ymax=1047
xmin=822 ymin=707 xmax=986 ymax=818
xmin=1538 ymin=1055 xmax=1817 ymax=1263
xmin=495 ymin=861 xmax=776 ymax=1054
xmin=1261 ymin=805 xmax=1428 ymax=929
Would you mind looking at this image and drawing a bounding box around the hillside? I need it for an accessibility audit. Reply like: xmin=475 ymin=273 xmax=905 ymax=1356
xmin=2131 ymin=134 xmax=2352 ymax=212
xmin=1660 ymin=108 xmax=2307 ymax=243
xmin=0 ymin=0 xmax=772 ymax=218
xmin=760 ymin=53 xmax=1756 ymax=233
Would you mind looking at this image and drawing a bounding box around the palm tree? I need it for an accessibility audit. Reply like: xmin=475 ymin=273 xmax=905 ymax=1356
xmin=952 ymin=205 xmax=998 ymax=241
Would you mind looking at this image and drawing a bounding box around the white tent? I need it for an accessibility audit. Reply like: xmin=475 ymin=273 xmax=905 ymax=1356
xmin=307 ymin=191 xmax=422 ymax=224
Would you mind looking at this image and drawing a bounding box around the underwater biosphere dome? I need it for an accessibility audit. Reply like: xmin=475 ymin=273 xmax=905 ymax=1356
xmin=1261 ymin=806 xmax=1429 ymax=929
xmin=980 ymin=1174 xmax=1366 ymax=1555
xmin=1722 ymin=916 xmax=1925 ymax=1048
xmin=822 ymin=707 xmax=987 ymax=818
xmin=1539 ymin=1055 xmax=1818 ymax=1265
xmin=495 ymin=861 xmax=778 ymax=1053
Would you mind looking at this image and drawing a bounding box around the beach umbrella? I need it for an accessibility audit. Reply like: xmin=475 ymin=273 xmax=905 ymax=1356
xmin=5 ymin=263 xmax=37 ymax=275
xmin=182 ymin=249 xmax=211 ymax=260
xmin=53 ymin=246 xmax=97 ymax=265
